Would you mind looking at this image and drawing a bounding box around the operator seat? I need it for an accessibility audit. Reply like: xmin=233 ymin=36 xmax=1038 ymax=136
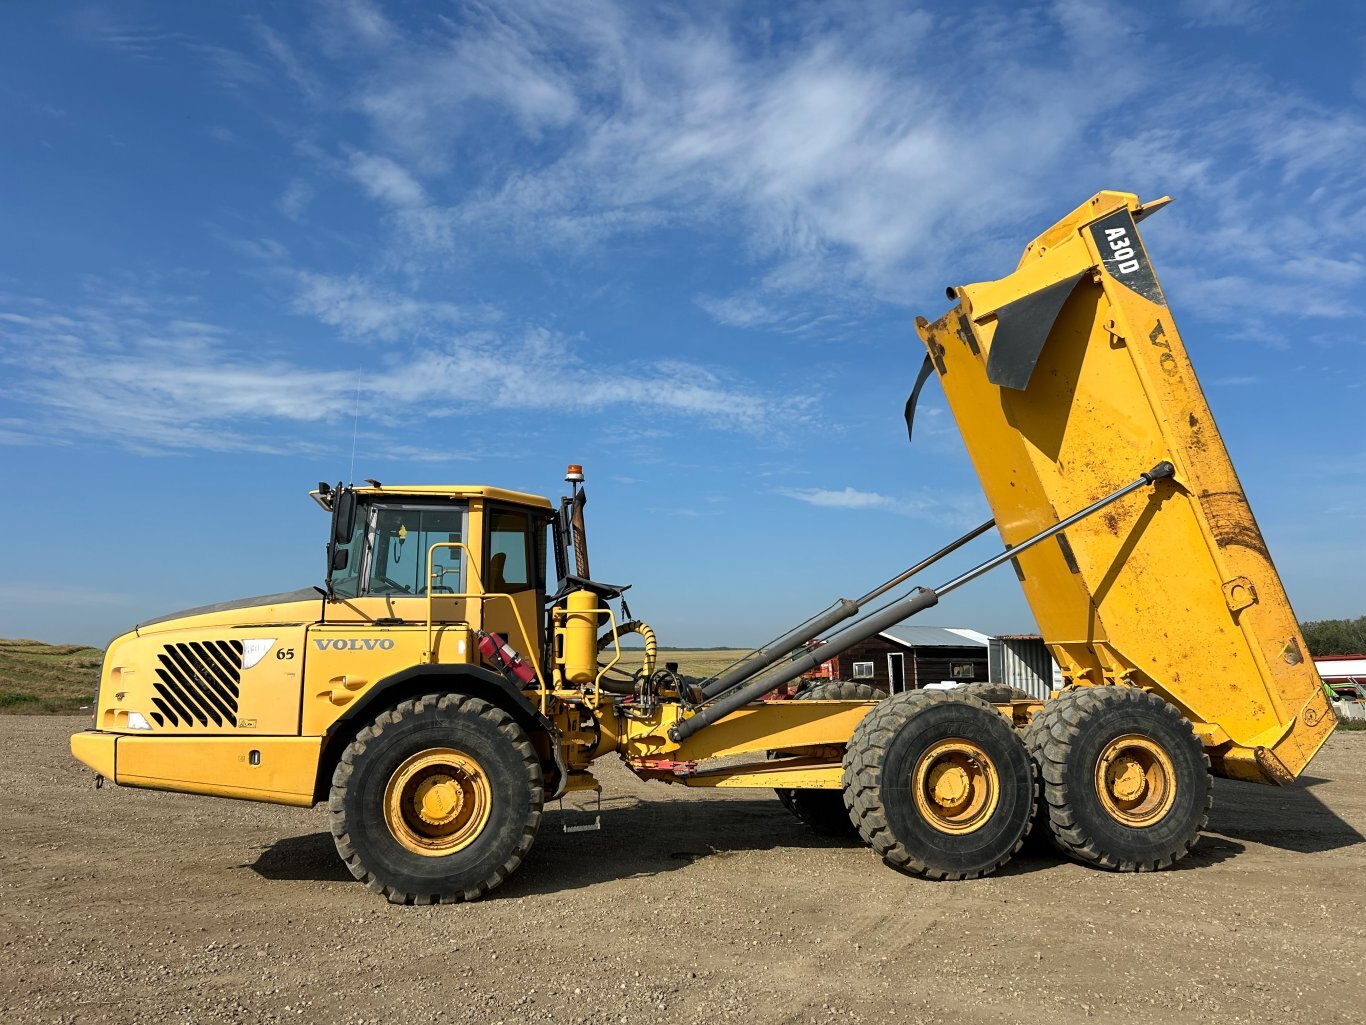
xmin=488 ymin=552 xmax=508 ymax=593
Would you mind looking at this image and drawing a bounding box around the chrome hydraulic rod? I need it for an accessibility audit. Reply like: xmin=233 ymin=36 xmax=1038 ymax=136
xmin=933 ymin=462 xmax=1173 ymax=597
xmin=668 ymin=462 xmax=1174 ymax=743
xmin=698 ymin=601 xmax=859 ymax=699
xmin=853 ymin=516 xmax=996 ymax=606
xmin=698 ymin=516 xmax=997 ymax=700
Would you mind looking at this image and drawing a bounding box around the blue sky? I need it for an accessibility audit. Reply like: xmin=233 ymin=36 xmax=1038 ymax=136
xmin=2 ymin=0 xmax=1364 ymax=647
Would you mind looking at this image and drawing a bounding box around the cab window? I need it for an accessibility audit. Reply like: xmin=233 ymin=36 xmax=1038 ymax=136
xmin=365 ymin=504 xmax=467 ymax=596
xmin=330 ymin=515 xmax=367 ymax=599
xmin=487 ymin=509 xmax=532 ymax=594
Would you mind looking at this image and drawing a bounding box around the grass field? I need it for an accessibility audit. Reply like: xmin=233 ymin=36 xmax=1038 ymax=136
xmin=0 ymin=639 xmax=102 ymax=714
xmin=605 ymin=648 xmax=751 ymax=680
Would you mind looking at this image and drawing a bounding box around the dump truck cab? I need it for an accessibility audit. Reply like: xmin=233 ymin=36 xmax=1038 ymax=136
xmin=314 ymin=481 xmax=552 ymax=676
xmin=73 ymin=482 xmax=558 ymax=805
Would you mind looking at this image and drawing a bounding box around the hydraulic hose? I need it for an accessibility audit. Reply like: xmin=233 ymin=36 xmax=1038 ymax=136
xmin=596 ymin=619 xmax=658 ymax=694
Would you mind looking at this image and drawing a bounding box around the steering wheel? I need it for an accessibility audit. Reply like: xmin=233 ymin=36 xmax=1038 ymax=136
xmin=373 ymin=574 xmax=413 ymax=595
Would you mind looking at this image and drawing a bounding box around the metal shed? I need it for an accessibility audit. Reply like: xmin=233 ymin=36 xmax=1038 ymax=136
xmin=987 ymin=634 xmax=1063 ymax=700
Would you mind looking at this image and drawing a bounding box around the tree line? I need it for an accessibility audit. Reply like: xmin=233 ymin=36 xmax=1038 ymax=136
xmin=1300 ymin=616 xmax=1366 ymax=656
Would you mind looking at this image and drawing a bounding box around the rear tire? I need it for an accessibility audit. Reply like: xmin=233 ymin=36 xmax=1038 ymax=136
xmin=329 ymin=693 xmax=544 ymax=904
xmin=957 ymin=683 xmax=1034 ymax=703
xmin=1024 ymin=686 xmax=1210 ymax=871
xmin=843 ymin=690 xmax=1035 ymax=879
xmin=774 ymin=680 xmax=880 ymax=837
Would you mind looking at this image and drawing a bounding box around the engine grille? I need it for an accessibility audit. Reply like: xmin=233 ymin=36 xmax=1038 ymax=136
xmin=150 ymin=640 xmax=243 ymax=728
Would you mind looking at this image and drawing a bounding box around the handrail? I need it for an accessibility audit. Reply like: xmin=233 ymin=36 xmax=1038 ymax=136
xmin=594 ymin=610 xmax=621 ymax=709
xmin=423 ymin=542 xmax=548 ymax=707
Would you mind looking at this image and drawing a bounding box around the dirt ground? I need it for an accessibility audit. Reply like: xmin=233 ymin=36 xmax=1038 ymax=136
xmin=2 ymin=717 xmax=1363 ymax=1025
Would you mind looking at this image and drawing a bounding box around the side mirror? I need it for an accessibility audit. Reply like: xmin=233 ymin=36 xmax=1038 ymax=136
xmin=334 ymin=489 xmax=357 ymax=544
xmin=331 ymin=548 xmax=350 ymax=572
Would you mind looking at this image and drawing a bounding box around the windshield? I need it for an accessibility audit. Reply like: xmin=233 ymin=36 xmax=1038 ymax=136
xmin=367 ymin=505 xmax=467 ymax=596
xmin=330 ymin=500 xmax=468 ymax=598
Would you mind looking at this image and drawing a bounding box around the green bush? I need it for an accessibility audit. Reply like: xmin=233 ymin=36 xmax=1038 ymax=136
xmin=1301 ymin=616 xmax=1366 ymax=656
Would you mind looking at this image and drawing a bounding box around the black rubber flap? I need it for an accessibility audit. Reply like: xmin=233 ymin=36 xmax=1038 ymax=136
xmin=903 ymin=353 xmax=936 ymax=443
xmin=984 ymin=269 xmax=1087 ymax=390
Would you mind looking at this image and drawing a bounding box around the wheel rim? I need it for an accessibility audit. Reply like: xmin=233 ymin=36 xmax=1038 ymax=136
xmin=1095 ymin=734 xmax=1176 ymax=826
xmin=383 ymin=748 xmax=492 ymax=857
xmin=912 ymin=739 xmax=1000 ymax=834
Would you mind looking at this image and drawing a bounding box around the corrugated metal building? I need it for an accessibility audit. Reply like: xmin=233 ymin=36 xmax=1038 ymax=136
xmin=988 ymin=634 xmax=1064 ymax=699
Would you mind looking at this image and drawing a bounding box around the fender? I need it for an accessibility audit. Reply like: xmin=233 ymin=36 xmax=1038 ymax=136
xmin=312 ymin=663 xmax=567 ymax=803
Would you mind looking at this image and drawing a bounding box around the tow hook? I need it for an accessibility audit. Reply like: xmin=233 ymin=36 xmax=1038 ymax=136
xmin=94 ymin=773 xmax=104 ymax=789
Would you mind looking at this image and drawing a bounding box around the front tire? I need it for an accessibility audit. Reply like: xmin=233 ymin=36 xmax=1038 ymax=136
xmin=329 ymin=693 xmax=544 ymax=904
xmin=843 ymin=690 xmax=1035 ymax=880
xmin=1024 ymin=686 xmax=1210 ymax=871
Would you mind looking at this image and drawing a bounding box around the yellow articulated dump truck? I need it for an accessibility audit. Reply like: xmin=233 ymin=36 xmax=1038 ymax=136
xmin=72 ymin=191 xmax=1335 ymax=903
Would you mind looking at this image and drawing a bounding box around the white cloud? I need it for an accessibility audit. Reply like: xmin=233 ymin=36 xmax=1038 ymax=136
xmin=254 ymin=1 xmax=1141 ymax=327
xmin=346 ymin=151 xmax=427 ymax=208
xmin=0 ymin=288 xmax=796 ymax=454
xmin=252 ymin=18 xmax=321 ymax=99
xmin=346 ymin=5 xmax=585 ymax=172
xmin=1176 ymin=0 xmax=1269 ymax=27
xmin=779 ymin=486 xmax=897 ymax=511
xmin=254 ymin=1 xmax=1366 ymax=343
xmin=693 ymin=291 xmax=850 ymax=336
xmin=290 ymin=273 xmax=460 ymax=341
xmin=186 ymin=42 xmax=267 ymax=90
xmin=324 ymin=0 xmax=399 ymax=51
xmin=76 ymin=12 xmax=266 ymax=92
xmin=223 ymin=236 xmax=289 ymax=262
xmin=777 ymin=485 xmax=985 ymax=526
xmin=278 ymin=179 xmax=313 ymax=221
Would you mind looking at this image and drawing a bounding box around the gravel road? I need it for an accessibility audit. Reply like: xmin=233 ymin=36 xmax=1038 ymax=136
xmin=2 ymin=716 xmax=1363 ymax=1025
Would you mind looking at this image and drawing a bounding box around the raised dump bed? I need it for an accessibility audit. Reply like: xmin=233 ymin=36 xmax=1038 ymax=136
xmin=916 ymin=190 xmax=1334 ymax=785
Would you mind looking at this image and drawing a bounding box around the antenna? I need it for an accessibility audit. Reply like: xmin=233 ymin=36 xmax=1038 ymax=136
xmin=347 ymin=364 xmax=362 ymax=485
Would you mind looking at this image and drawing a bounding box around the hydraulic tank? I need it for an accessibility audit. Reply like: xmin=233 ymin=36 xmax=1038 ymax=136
xmin=915 ymin=190 xmax=1334 ymax=785
xmin=557 ymin=588 xmax=599 ymax=686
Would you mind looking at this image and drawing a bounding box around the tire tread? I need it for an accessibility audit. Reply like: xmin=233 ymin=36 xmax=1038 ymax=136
xmin=1023 ymin=686 xmax=1210 ymax=872
xmin=842 ymin=689 xmax=1036 ymax=881
xmin=328 ymin=693 xmax=543 ymax=905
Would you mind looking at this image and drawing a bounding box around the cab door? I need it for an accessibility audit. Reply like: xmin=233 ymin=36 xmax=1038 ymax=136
xmin=481 ymin=504 xmax=545 ymax=672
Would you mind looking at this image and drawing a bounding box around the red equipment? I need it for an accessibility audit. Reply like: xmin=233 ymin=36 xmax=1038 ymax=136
xmin=477 ymin=631 xmax=537 ymax=686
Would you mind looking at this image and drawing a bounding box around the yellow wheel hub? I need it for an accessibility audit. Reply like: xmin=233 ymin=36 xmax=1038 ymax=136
xmin=384 ymin=748 xmax=492 ymax=857
xmin=913 ymin=739 xmax=999 ymax=834
xmin=413 ymin=775 xmax=465 ymax=826
xmin=1095 ymin=735 xmax=1176 ymax=827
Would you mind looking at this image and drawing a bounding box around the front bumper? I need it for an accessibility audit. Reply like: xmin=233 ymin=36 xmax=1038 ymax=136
xmin=68 ymin=730 xmax=322 ymax=806
xmin=71 ymin=730 xmax=117 ymax=778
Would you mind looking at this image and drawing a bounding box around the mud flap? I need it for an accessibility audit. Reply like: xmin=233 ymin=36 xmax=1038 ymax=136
xmin=984 ymin=269 xmax=1088 ymax=390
